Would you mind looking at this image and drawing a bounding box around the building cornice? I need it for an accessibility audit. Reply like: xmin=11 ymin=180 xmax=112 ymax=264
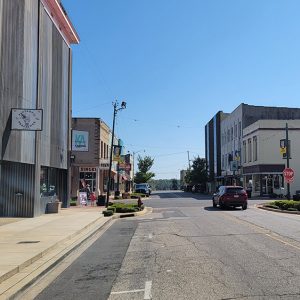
xmin=41 ymin=0 xmax=80 ymax=45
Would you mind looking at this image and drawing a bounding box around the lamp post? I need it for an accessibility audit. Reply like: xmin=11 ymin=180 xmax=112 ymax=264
xmin=106 ymin=101 xmax=126 ymax=208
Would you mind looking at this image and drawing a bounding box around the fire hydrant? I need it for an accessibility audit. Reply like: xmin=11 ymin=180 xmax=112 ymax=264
xmin=137 ymin=197 xmax=143 ymax=208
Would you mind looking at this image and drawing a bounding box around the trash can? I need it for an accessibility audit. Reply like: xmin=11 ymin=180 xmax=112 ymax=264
xmin=97 ymin=195 xmax=106 ymax=206
xmin=46 ymin=201 xmax=59 ymax=213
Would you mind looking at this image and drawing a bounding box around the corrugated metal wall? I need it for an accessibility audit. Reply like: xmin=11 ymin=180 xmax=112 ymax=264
xmin=0 ymin=161 xmax=35 ymax=217
xmin=0 ymin=0 xmax=37 ymax=163
xmin=39 ymin=5 xmax=69 ymax=169
xmin=0 ymin=0 xmax=71 ymax=217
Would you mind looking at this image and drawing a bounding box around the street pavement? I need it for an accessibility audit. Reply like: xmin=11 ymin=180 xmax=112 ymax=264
xmin=21 ymin=191 xmax=300 ymax=299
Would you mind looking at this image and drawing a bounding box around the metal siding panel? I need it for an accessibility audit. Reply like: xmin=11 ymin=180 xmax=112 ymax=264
xmin=40 ymin=6 xmax=53 ymax=166
xmin=21 ymin=0 xmax=39 ymax=163
xmin=0 ymin=0 xmax=25 ymax=163
xmin=0 ymin=161 xmax=34 ymax=217
xmin=50 ymin=25 xmax=63 ymax=168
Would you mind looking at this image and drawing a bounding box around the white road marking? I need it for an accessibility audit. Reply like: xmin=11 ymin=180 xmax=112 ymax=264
xmin=144 ymin=280 xmax=152 ymax=299
xmin=148 ymin=233 xmax=153 ymax=239
xmin=111 ymin=289 xmax=145 ymax=295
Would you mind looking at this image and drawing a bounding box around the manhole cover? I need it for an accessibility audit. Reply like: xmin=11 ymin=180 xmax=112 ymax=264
xmin=18 ymin=241 xmax=40 ymax=244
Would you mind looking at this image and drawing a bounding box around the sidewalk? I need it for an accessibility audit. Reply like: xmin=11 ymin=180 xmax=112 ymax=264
xmin=0 ymin=205 xmax=111 ymax=299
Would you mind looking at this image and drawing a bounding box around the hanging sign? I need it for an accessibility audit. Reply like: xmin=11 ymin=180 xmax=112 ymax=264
xmin=72 ymin=130 xmax=89 ymax=152
xmin=113 ymin=145 xmax=122 ymax=162
xmin=283 ymin=168 xmax=295 ymax=183
xmin=11 ymin=109 xmax=43 ymax=131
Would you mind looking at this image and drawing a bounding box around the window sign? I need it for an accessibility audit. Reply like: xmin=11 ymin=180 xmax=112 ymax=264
xmin=72 ymin=130 xmax=89 ymax=151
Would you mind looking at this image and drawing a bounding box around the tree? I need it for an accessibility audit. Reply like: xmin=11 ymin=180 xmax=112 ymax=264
xmin=185 ymin=157 xmax=207 ymax=189
xmin=134 ymin=155 xmax=155 ymax=183
xmin=171 ymin=179 xmax=179 ymax=190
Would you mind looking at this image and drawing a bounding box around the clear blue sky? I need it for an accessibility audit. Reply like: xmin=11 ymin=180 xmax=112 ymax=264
xmin=63 ymin=0 xmax=300 ymax=179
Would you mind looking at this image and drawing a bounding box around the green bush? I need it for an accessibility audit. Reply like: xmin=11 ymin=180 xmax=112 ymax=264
xmin=270 ymin=200 xmax=300 ymax=211
xmin=108 ymin=202 xmax=141 ymax=213
xmin=264 ymin=204 xmax=279 ymax=209
xmin=103 ymin=210 xmax=114 ymax=217
xmin=130 ymin=193 xmax=146 ymax=199
xmin=287 ymin=207 xmax=298 ymax=211
xmin=107 ymin=206 xmax=116 ymax=213
xmin=116 ymin=207 xmax=137 ymax=213
xmin=70 ymin=201 xmax=77 ymax=206
xmin=114 ymin=196 xmax=122 ymax=200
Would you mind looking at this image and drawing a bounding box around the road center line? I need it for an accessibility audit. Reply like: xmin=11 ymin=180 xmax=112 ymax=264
xmin=110 ymin=289 xmax=145 ymax=295
xmin=144 ymin=280 xmax=152 ymax=299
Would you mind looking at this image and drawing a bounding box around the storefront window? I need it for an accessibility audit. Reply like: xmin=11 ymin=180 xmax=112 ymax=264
xmin=79 ymin=170 xmax=97 ymax=192
xmin=273 ymin=174 xmax=283 ymax=189
xmin=40 ymin=167 xmax=57 ymax=197
xmin=253 ymin=174 xmax=260 ymax=193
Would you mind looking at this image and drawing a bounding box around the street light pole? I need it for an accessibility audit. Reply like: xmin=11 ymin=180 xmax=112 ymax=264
xmin=106 ymin=101 xmax=126 ymax=208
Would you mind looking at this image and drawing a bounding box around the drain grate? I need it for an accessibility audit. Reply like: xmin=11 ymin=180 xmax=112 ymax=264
xmin=18 ymin=241 xmax=40 ymax=244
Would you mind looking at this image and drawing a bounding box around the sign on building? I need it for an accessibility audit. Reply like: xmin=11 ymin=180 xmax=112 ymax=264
xmin=72 ymin=130 xmax=89 ymax=152
xmin=99 ymin=160 xmax=110 ymax=170
xmin=230 ymin=161 xmax=238 ymax=171
xmin=11 ymin=109 xmax=43 ymax=131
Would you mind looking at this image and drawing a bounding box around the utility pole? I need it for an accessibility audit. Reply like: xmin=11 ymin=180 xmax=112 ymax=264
xmin=286 ymin=123 xmax=291 ymax=200
xmin=106 ymin=101 xmax=126 ymax=207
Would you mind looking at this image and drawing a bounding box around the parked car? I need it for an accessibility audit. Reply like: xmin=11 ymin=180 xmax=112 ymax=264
xmin=135 ymin=183 xmax=151 ymax=195
xmin=212 ymin=186 xmax=248 ymax=210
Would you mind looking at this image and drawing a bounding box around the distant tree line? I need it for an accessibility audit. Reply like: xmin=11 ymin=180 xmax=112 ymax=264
xmin=148 ymin=179 xmax=180 ymax=191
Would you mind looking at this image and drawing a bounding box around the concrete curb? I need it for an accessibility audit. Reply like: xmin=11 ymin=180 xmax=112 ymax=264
xmin=0 ymin=214 xmax=107 ymax=285
xmin=112 ymin=206 xmax=153 ymax=219
xmin=1 ymin=216 xmax=113 ymax=299
xmin=257 ymin=204 xmax=300 ymax=215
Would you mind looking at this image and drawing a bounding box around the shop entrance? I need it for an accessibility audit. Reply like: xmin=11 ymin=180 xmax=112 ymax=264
xmin=79 ymin=167 xmax=97 ymax=192
xmin=262 ymin=176 xmax=273 ymax=195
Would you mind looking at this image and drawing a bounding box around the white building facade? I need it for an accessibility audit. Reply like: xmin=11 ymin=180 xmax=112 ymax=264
xmin=220 ymin=105 xmax=243 ymax=185
xmin=242 ymin=120 xmax=300 ymax=197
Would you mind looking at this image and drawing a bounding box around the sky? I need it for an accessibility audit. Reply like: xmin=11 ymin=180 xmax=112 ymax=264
xmin=62 ymin=0 xmax=300 ymax=179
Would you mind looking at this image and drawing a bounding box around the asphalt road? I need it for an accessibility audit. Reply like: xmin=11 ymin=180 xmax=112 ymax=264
xmin=34 ymin=191 xmax=300 ymax=300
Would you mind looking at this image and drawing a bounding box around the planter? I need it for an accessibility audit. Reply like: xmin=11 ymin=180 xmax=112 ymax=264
xmin=97 ymin=195 xmax=106 ymax=206
xmin=46 ymin=201 xmax=59 ymax=214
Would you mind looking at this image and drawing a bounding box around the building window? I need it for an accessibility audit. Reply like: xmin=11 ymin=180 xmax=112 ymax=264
xmin=238 ymin=121 xmax=242 ymax=138
xmin=234 ymin=124 xmax=237 ymax=138
xmin=248 ymin=138 xmax=252 ymax=162
xmin=243 ymin=141 xmax=247 ymax=163
xmin=253 ymin=136 xmax=257 ymax=161
xmin=227 ymin=129 xmax=230 ymax=143
xmin=101 ymin=141 xmax=103 ymax=158
xmin=231 ymin=127 xmax=233 ymax=141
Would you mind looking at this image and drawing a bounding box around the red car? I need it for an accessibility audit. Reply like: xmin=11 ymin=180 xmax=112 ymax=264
xmin=212 ymin=186 xmax=248 ymax=210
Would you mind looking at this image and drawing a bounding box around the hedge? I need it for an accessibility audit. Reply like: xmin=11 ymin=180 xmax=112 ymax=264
xmin=268 ymin=200 xmax=300 ymax=211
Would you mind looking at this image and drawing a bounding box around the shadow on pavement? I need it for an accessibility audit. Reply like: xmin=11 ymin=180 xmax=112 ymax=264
xmin=204 ymin=206 xmax=242 ymax=211
xmin=153 ymin=191 xmax=210 ymax=200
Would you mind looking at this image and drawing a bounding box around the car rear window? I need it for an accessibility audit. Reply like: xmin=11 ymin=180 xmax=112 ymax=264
xmin=135 ymin=184 xmax=146 ymax=189
xmin=226 ymin=187 xmax=244 ymax=194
